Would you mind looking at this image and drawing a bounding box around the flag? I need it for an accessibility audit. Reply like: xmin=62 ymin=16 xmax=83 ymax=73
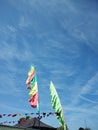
xmin=50 ymin=81 xmax=66 ymax=130
xmin=29 ymin=82 xmax=38 ymax=97
xmin=29 ymin=92 xmax=38 ymax=108
xmin=26 ymin=66 xmax=35 ymax=84
xmin=26 ymin=65 xmax=39 ymax=109
xmin=26 ymin=66 xmax=35 ymax=89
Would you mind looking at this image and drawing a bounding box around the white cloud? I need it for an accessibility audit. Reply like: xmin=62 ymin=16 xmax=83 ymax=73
xmin=7 ymin=25 xmax=17 ymax=32
xmin=0 ymin=104 xmax=29 ymax=113
xmin=0 ymin=40 xmax=34 ymax=62
xmin=51 ymin=67 xmax=76 ymax=77
xmin=18 ymin=16 xmax=31 ymax=28
xmin=81 ymin=72 xmax=98 ymax=95
xmin=79 ymin=95 xmax=98 ymax=104
xmin=68 ymin=72 xmax=98 ymax=106
xmin=64 ymin=104 xmax=98 ymax=115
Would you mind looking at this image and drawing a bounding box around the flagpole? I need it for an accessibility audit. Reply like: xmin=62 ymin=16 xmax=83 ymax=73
xmin=38 ymin=90 xmax=40 ymax=129
xmin=36 ymin=71 xmax=40 ymax=129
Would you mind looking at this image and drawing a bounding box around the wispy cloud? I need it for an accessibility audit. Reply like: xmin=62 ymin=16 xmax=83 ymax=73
xmin=19 ymin=16 xmax=31 ymax=28
xmin=0 ymin=104 xmax=29 ymax=113
xmin=79 ymin=95 xmax=98 ymax=104
xmin=81 ymin=72 xmax=98 ymax=95
xmin=7 ymin=25 xmax=17 ymax=33
xmin=64 ymin=105 xmax=98 ymax=115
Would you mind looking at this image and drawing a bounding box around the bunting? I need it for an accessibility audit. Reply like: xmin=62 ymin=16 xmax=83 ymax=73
xmin=0 ymin=112 xmax=57 ymax=125
xmin=26 ymin=66 xmax=39 ymax=109
xmin=0 ymin=112 xmax=59 ymax=125
xmin=50 ymin=81 xmax=66 ymax=130
xmin=0 ymin=112 xmax=59 ymax=118
xmin=0 ymin=120 xmax=18 ymax=125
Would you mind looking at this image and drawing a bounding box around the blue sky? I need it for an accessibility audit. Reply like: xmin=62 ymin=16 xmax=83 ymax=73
xmin=0 ymin=0 xmax=98 ymax=130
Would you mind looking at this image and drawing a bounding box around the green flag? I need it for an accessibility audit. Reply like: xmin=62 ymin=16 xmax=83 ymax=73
xmin=50 ymin=81 xmax=66 ymax=130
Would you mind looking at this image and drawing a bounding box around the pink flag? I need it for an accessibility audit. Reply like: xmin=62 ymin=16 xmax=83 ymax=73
xmin=28 ymin=93 xmax=38 ymax=108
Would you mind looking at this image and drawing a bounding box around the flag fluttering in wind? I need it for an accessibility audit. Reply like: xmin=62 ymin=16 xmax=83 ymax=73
xmin=50 ymin=81 xmax=66 ymax=130
xmin=26 ymin=66 xmax=39 ymax=109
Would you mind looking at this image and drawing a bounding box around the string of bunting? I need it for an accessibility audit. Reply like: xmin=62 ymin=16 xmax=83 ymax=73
xmin=0 ymin=112 xmax=60 ymax=125
xmin=0 ymin=120 xmax=18 ymax=125
xmin=0 ymin=112 xmax=60 ymax=118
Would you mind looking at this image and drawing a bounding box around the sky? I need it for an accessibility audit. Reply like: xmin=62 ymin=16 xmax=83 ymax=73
xmin=0 ymin=0 xmax=98 ymax=130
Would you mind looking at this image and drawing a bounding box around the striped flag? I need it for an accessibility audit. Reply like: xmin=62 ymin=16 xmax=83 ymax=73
xmin=26 ymin=66 xmax=39 ymax=109
xmin=50 ymin=81 xmax=66 ymax=130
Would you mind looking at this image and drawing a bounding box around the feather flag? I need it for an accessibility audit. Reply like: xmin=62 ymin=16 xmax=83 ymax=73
xmin=26 ymin=66 xmax=39 ymax=109
xmin=50 ymin=81 xmax=66 ymax=130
